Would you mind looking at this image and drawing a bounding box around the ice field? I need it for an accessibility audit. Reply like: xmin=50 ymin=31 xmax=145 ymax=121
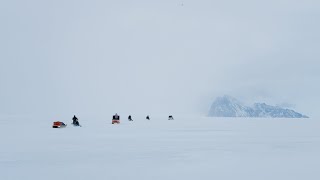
xmin=1 ymin=116 xmax=320 ymax=180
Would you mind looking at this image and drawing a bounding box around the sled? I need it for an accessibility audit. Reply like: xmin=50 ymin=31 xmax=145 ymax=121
xmin=52 ymin=121 xmax=67 ymax=128
xmin=112 ymin=119 xmax=120 ymax=124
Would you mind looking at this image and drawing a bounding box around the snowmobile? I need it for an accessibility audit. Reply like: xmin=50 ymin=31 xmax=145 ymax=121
xmin=112 ymin=114 xmax=120 ymax=124
xmin=128 ymin=115 xmax=133 ymax=121
xmin=72 ymin=120 xmax=81 ymax=127
xmin=52 ymin=121 xmax=67 ymax=128
xmin=168 ymin=115 xmax=174 ymax=120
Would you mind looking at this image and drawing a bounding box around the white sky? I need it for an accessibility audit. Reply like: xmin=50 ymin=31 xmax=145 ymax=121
xmin=1 ymin=0 xmax=319 ymax=118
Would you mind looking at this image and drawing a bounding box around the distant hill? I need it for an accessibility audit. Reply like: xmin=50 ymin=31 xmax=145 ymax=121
xmin=208 ymin=96 xmax=308 ymax=118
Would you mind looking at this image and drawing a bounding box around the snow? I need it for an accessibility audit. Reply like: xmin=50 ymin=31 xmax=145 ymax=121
xmin=1 ymin=116 xmax=320 ymax=180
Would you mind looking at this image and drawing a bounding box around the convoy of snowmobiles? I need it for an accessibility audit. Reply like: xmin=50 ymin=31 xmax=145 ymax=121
xmin=52 ymin=114 xmax=174 ymax=128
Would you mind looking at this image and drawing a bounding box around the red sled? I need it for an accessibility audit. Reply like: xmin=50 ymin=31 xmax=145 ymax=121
xmin=52 ymin=121 xmax=67 ymax=128
xmin=112 ymin=119 xmax=120 ymax=124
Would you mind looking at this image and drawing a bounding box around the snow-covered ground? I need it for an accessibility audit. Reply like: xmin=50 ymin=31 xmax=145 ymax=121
xmin=1 ymin=116 xmax=320 ymax=180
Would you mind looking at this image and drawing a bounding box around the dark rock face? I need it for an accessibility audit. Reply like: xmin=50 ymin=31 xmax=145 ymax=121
xmin=208 ymin=96 xmax=308 ymax=118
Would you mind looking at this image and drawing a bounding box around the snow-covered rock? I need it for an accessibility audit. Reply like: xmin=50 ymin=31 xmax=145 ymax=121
xmin=208 ymin=96 xmax=308 ymax=118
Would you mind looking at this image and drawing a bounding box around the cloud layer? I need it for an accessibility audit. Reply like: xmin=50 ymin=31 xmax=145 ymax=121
xmin=1 ymin=0 xmax=319 ymax=118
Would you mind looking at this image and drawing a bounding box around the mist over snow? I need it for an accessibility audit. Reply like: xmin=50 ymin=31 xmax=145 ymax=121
xmin=1 ymin=0 xmax=320 ymax=118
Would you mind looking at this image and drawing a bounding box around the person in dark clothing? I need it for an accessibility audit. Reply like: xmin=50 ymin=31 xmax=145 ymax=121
xmin=113 ymin=113 xmax=120 ymax=120
xmin=146 ymin=115 xmax=150 ymax=120
xmin=128 ymin=115 xmax=133 ymax=121
xmin=72 ymin=115 xmax=80 ymax=126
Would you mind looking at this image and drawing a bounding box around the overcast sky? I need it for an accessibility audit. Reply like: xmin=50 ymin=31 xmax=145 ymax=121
xmin=1 ymin=0 xmax=319 ymax=119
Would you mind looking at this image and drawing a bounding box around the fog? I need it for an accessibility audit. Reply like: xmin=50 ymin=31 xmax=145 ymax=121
xmin=1 ymin=0 xmax=319 ymax=119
